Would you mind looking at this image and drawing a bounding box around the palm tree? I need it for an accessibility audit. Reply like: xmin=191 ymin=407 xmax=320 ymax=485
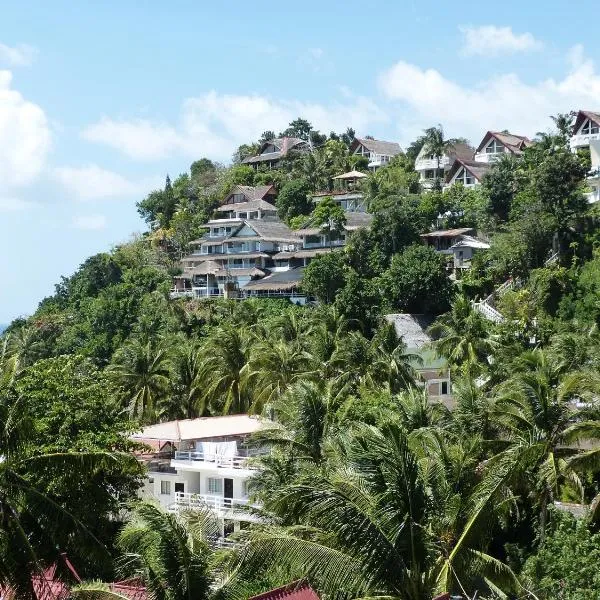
xmin=429 ymin=294 xmax=497 ymax=375
xmin=109 ymin=338 xmax=172 ymax=422
xmin=421 ymin=124 xmax=466 ymax=187
xmin=0 ymin=389 xmax=136 ymax=599
xmin=197 ymin=326 xmax=253 ymax=414
xmin=491 ymin=348 xmax=600 ymax=539
xmin=167 ymin=342 xmax=205 ymax=419
xmin=235 ymin=421 xmax=523 ymax=600
xmin=72 ymin=502 xmax=216 ymax=600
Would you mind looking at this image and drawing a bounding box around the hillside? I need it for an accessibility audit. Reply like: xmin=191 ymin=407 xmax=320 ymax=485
xmin=3 ymin=114 xmax=600 ymax=598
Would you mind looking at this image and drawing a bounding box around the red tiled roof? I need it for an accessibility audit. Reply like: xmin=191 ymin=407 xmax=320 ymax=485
xmin=249 ymin=580 xmax=320 ymax=600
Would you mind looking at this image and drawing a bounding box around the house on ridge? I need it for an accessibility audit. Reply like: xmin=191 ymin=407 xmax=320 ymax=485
xmin=242 ymin=137 xmax=311 ymax=170
xmin=415 ymin=142 xmax=474 ymax=189
xmin=444 ymin=158 xmax=491 ymax=189
xmin=570 ymin=110 xmax=600 ymax=204
xmin=473 ymin=130 xmax=532 ymax=163
xmin=350 ymin=137 xmax=402 ymax=169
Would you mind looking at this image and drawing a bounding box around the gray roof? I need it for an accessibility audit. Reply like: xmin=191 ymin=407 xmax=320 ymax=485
xmin=384 ymin=314 xmax=435 ymax=349
xmin=244 ymin=267 xmax=304 ymax=291
xmin=476 ymin=131 xmax=532 ymax=154
xmin=242 ymin=138 xmax=309 ymax=164
xmin=573 ymin=110 xmax=600 ymax=132
xmin=446 ymin=159 xmax=491 ymax=184
xmin=353 ymin=137 xmax=402 ymax=156
xmin=217 ymin=199 xmax=277 ymax=213
xmin=246 ymin=219 xmax=298 ymax=243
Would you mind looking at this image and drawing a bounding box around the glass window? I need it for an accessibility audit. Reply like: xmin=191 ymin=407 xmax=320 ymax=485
xmin=160 ymin=480 xmax=171 ymax=495
xmin=441 ymin=381 xmax=449 ymax=395
xmin=208 ymin=477 xmax=223 ymax=494
xmin=242 ymin=480 xmax=249 ymax=497
xmin=485 ymin=139 xmax=504 ymax=153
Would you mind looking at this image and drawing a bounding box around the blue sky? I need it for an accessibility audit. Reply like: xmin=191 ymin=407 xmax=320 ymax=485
xmin=2 ymin=0 xmax=600 ymax=323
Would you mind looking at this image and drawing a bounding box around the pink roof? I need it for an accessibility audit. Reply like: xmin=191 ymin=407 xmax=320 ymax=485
xmin=250 ymin=580 xmax=320 ymax=600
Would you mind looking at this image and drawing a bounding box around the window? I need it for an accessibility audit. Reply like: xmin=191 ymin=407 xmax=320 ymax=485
xmin=207 ymin=477 xmax=223 ymax=494
xmin=231 ymin=193 xmax=245 ymax=203
xmin=148 ymin=477 xmax=154 ymax=484
xmin=441 ymin=381 xmax=449 ymax=395
xmin=160 ymin=480 xmax=171 ymax=495
xmin=175 ymin=482 xmax=184 ymax=493
xmin=242 ymin=480 xmax=249 ymax=497
xmin=485 ymin=139 xmax=504 ymax=154
xmin=581 ymin=119 xmax=600 ymax=135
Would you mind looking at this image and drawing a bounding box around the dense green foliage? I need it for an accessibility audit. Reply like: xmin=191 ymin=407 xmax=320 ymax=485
xmin=4 ymin=114 xmax=600 ymax=598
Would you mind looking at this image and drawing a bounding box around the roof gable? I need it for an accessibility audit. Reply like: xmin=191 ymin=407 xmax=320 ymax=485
xmin=231 ymin=223 xmax=260 ymax=238
xmin=445 ymin=158 xmax=491 ymax=183
xmin=224 ymin=185 xmax=275 ymax=204
xmin=573 ymin=110 xmax=600 ymax=134
xmin=476 ymin=131 xmax=531 ymax=154
xmin=351 ymin=137 xmax=402 ymax=156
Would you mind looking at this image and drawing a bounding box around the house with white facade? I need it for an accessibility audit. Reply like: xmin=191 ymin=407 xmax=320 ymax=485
xmin=414 ymin=142 xmax=474 ymax=189
xmin=312 ymin=170 xmax=368 ymax=212
xmin=473 ymin=131 xmax=532 ymax=163
xmin=350 ymin=137 xmax=402 ymax=170
xmin=444 ymin=158 xmax=491 ymax=189
xmin=570 ymin=111 xmax=600 ymax=204
xmin=450 ymin=236 xmax=490 ymax=278
xmin=134 ymin=414 xmax=267 ymax=544
xmin=242 ymin=137 xmax=311 ymax=170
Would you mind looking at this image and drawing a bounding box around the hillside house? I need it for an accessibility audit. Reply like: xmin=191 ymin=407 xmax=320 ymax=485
xmin=242 ymin=137 xmax=311 ymax=169
xmin=450 ymin=235 xmax=490 ymax=278
xmin=415 ymin=142 xmax=474 ymax=189
xmin=421 ymin=228 xmax=475 ymax=253
xmin=570 ymin=110 xmax=600 ymax=151
xmin=473 ymin=131 xmax=532 ymax=163
xmin=134 ymin=414 xmax=267 ymax=545
xmin=444 ymin=158 xmax=491 ymax=188
xmin=350 ymin=137 xmax=402 ymax=169
xmin=384 ymin=313 xmax=452 ymax=406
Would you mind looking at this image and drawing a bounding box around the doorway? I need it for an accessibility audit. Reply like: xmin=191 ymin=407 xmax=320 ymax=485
xmin=224 ymin=478 xmax=233 ymax=507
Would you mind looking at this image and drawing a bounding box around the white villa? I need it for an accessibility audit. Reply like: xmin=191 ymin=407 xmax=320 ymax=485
xmin=570 ymin=110 xmax=600 ymax=204
xmin=312 ymin=170 xmax=368 ymax=212
xmin=414 ymin=142 xmax=474 ymax=189
xmin=134 ymin=414 xmax=267 ymax=545
xmin=350 ymin=137 xmax=402 ymax=170
xmin=444 ymin=130 xmax=531 ymax=190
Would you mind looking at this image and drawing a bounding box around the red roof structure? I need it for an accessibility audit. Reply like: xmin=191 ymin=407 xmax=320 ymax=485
xmin=249 ymin=580 xmax=320 ymax=600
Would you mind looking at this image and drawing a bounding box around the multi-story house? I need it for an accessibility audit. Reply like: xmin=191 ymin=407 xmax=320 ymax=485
xmin=570 ymin=111 xmax=600 ymax=204
xmin=350 ymin=137 xmax=402 ymax=169
xmin=242 ymin=137 xmax=311 ymax=170
xmin=134 ymin=414 xmax=266 ymax=544
xmin=570 ymin=110 xmax=600 ymax=151
xmin=473 ymin=131 xmax=532 ymax=163
xmin=414 ymin=142 xmax=474 ymax=189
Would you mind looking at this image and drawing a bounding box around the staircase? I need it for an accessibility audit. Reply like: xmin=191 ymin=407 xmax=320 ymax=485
xmin=473 ymin=251 xmax=560 ymax=324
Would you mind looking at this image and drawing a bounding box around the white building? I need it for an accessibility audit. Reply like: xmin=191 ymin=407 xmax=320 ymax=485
xmin=350 ymin=137 xmax=402 ymax=170
xmin=570 ymin=110 xmax=600 ymax=151
xmin=444 ymin=158 xmax=491 ymax=189
xmin=570 ymin=111 xmax=600 ymax=204
xmin=134 ymin=414 xmax=267 ymax=544
xmin=473 ymin=131 xmax=532 ymax=163
xmin=414 ymin=142 xmax=474 ymax=189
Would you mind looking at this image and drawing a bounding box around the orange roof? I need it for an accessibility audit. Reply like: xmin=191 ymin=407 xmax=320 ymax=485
xmin=250 ymin=581 xmax=320 ymax=600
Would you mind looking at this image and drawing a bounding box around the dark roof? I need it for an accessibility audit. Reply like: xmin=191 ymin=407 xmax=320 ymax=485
xmin=249 ymin=581 xmax=319 ymax=600
xmin=244 ymin=267 xmax=304 ymax=291
xmin=351 ymin=137 xmax=402 ymax=156
xmin=450 ymin=141 xmax=476 ymax=161
xmin=476 ymin=131 xmax=532 ymax=154
xmin=242 ymin=138 xmax=310 ymax=164
xmin=573 ymin=110 xmax=600 ymax=133
xmin=421 ymin=227 xmax=475 ymax=239
xmin=216 ymin=267 xmax=265 ymax=278
xmin=445 ymin=158 xmax=491 ymax=184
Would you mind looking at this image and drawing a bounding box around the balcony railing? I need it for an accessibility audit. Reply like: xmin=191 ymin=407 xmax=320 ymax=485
xmin=571 ymin=132 xmax=600 ymax=148
xmin=169 ymin=290 xmax=195 ymax=299
xmin=174 ymin=492 xmax=257 ymax=512
xmin=173 ymin=451 xmax=255 ymax=469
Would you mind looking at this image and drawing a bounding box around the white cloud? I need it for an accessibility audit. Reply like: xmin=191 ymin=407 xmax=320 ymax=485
xmin=0 ymin=197 xmax=35 ymax=212
xmin=82 ymin=91 xmax=389 ymax=162
xmin=378 ymin=45 xmax=600 ymax=145
xmin=0 ymin=43 xmax=38 ymax=66
xmin=72 ymin=214 xmax=107 ymax=230
xmin=53 ymin=164 xmax=158 ymax=200
xmin=0 ymin=70 xmax=51 ymax=187
xmin=460 ymin=25 xmax=543 ymax=57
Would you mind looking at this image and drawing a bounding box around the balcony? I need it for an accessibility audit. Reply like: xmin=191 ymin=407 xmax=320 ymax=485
xmin=173 ymin=492 xmax=261 ymax=521
xmin=169 ymin=289 xmax=195 ymax=299
xmin=173 ymin=450 xmax=258 ymax=470
xmin=571 ymin=132 xmax=600 ymax=149
xmin=415 ymin=156 xmax=450 ymax=171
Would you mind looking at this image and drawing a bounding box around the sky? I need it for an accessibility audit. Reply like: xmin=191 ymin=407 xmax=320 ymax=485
xmin=2 ymin=0 xmax=600 ymax=323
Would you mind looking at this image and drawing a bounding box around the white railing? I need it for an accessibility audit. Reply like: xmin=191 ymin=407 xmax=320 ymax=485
xmin=174 ymin=492 xmax=255 ymax=512
xmin=473 ymin=301 xmax=504 ymax=324
xmin=192 ymin=288 xmax=223 ymax=298
xmin=173 ymin=451 xmax=255 ymax=469
xmin=545 ymin=252 xmax=559 ymax=266
xmin=169 ymin=290 xmax=195 ymax=299
xmin=571 ymin=133 xmax=600 ymax=149
xmin=415 ymin=157 xmax=449 ymax=171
